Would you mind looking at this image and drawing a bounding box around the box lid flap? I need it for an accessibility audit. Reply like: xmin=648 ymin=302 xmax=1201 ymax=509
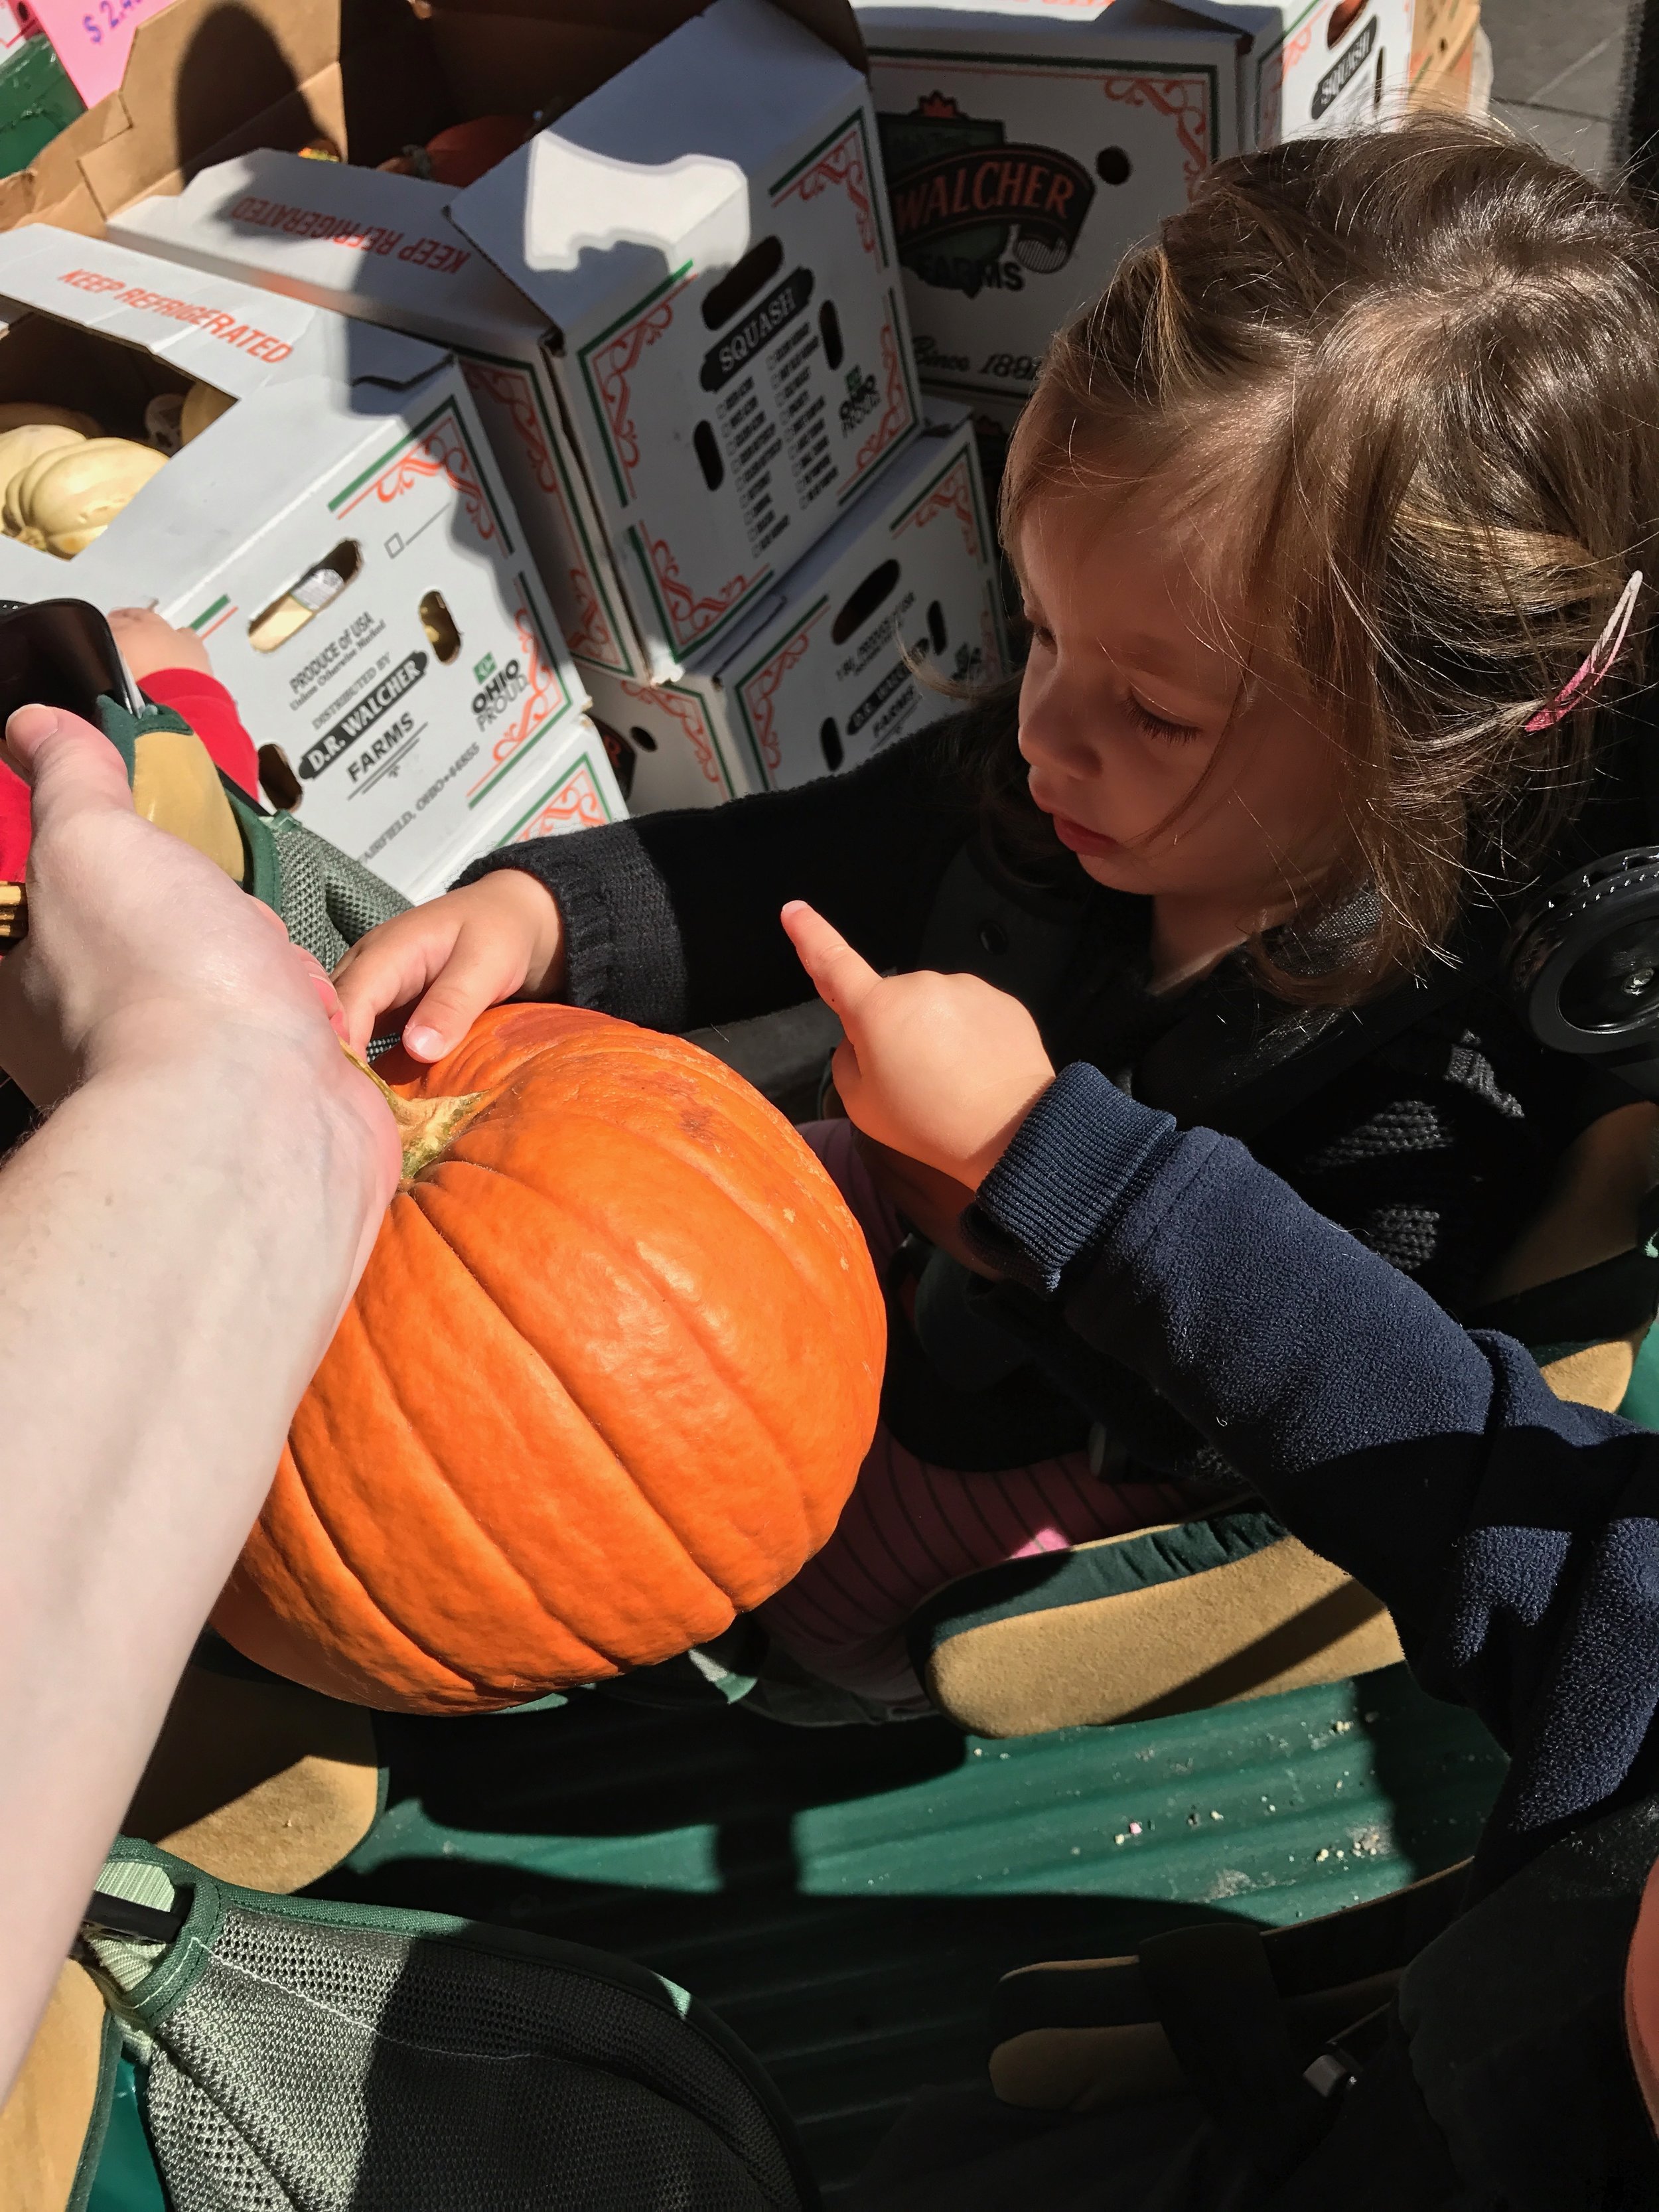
xmin=0 ymin=226 xmax=447 ymax=394
xmin=451 ymin=0 xmax=863 ymax=332
xmin=853 ymin=0 xmax=1252 ymax=32
xmin=109 ymin=151 xmax=546 ymax=356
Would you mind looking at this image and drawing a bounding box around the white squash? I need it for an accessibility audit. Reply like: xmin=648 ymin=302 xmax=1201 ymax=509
xmin=0 ymin=402 xmax=100 ymax=437
xmin=179 ymin=382 xmax=234 ymax=445
xmin=0 ymin=424 xmax=85 ymax=534
xmin=15 ymin=439 xmax=169 ymax=559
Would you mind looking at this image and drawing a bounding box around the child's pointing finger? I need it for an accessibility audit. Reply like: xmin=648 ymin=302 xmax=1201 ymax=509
xmin=780 ymin=901 xmax=883 ymax=1026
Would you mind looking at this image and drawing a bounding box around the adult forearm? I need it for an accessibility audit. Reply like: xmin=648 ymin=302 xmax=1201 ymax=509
xmin=0 ymin=1040 xmax=384 ymax=2095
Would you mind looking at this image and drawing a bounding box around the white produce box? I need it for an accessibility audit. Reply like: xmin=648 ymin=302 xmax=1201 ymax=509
xmin=856 ymin=0 xmax=1410 ymax=411
xmin=109 ymin=0 xmax=920 ymax=691
xmin=110 ymin=151 xmax=658 ymax=694
xmin=449 ymin=0 xmax=921 ymax=683
xmin=431 ymin=712 xmax=628 ymax=897
xmin=589 ymin=401 xmax=1005 ymax=807
xmin=0 ymin=224 xmax=596 ymax=900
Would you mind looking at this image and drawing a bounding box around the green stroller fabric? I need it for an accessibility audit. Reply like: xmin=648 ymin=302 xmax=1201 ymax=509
xmin=92 ymin=692 xmax=411 ymax=970
xmin=74 ymin=1837 xmax=816 ymax=2212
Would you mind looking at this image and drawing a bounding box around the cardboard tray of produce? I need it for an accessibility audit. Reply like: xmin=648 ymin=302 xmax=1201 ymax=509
xmin=0 ymin=222 xmax=606 ymax=900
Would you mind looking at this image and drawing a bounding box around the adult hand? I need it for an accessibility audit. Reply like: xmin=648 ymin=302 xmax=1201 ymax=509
xmin=782 ymin=900 xmax=1055 ymax=1190
xmin=0 ymin=705 xmax=378 ymax=1130
xmin=332 ymin=869 xmax=568 ymax=1061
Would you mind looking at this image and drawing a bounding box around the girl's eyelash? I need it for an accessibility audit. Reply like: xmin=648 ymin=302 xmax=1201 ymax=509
xmin=1127 ymin=694 xmax=1203 ymax=744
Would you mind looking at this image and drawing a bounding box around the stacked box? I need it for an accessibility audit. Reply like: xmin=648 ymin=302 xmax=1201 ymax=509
xmin=1409 ymin=0 xmax=1480 ymax=99
xmin=111 ymin=0 xmax=921 ymax=693
xmin=0 ymin=224 xmax=613 ymax=900
xmin=1409 ymin=0 xmax=1484 ymax=114
xmin=587 ymin=402 xmax=1005 ymax=808
xmin=855 ymin=0 xmax=1413 ymax=417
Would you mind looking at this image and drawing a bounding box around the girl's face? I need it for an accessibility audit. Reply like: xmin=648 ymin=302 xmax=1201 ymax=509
xmin=1016 ymin=485 xmax=1348 ymax=919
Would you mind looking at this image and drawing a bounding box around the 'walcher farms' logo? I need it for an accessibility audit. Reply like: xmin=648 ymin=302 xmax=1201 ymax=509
xmin=877 ymin=93 xmax=1096 ymax=299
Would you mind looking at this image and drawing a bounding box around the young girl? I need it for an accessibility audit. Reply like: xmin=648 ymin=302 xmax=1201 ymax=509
xmin=334 ymin=116 xmax=1659 ymax=1714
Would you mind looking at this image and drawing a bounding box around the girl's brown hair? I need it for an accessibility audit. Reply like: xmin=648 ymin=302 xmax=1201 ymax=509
xmin=993 ymin=113 xmax=1659 ymax=1003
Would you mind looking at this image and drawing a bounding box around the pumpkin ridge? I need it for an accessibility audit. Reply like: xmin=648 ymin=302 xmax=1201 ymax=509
xmin=233 ymin=1434 xmax=484 ymax=1704
xmin=415 ymin=1189 xmax=821 ymax=1595
xmin=441 ymin=1091 xmax=879 ymax=1344
xmin=419 ymin=1155 xmax=831 ymax=1579
xmin=380 ymin=1167 xmax=741 ymax=1647
xmin=340 ymin=1295 xmax=638 ymax=1682
xmin=293 ymin=1228 xmax=628 ymax=1690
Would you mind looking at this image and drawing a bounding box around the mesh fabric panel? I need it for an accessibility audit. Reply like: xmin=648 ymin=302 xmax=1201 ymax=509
xmin=142 ymin=1905 xmax=801 ymax=2210
xmin=267 ymin=816 xmax=409 ymax=973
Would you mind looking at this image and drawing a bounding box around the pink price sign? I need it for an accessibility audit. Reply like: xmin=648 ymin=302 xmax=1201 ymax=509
xmin=20 ymin=0 xmax=177 ymax=108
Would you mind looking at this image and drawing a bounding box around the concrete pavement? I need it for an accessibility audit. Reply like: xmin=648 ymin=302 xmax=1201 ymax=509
xmin=1486 ymin=0 xmax=1631 ymax=177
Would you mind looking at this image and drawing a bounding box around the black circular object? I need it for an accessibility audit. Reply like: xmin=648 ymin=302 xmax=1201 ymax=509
xmin=1096 ymin=147 xmax=1132 ymax=186
xmin=1508 ymin=846 xmax=1659 ymax=1054
xmin=979 ymin=918 xmax=1009 ymax=957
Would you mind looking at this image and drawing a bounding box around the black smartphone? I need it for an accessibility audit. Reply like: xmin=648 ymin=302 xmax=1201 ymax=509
xmin=0 ymin=597 xmax=143 ymax=728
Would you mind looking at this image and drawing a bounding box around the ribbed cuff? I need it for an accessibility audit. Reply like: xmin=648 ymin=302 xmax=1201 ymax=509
xmin=456 ymin=822 xmax=689 ymax=1030
xmin=962 ymin=1062 xmax=1185 ymax=1295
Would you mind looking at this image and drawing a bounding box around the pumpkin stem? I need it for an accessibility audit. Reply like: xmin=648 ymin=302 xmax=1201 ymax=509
xmin=342 ymin=1043 xmax=486 ymax=1186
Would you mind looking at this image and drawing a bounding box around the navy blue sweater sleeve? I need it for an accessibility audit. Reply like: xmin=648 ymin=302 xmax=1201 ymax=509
xmin=966 ymin=1062 xmax=1659 ymax=1886
xmin=455 ymin=726 xmax=974 ymax=1033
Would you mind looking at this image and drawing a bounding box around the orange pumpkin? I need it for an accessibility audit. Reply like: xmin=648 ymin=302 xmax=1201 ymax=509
xmin=213 ymin=1005 xmax=885 ymax=1712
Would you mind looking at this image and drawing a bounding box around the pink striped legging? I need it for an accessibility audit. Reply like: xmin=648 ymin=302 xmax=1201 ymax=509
xmin=755 ymin=1120 xmax=1194 ymax=1709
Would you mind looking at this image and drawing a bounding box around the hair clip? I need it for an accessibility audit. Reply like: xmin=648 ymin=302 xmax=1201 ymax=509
xmin=1526 ymin=570 xmax=1644 ymax=733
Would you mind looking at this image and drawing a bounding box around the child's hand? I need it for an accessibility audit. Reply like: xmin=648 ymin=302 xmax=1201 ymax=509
xmin=331 ymin=871 xmax=567 ymax=1061
xmin=782 ymin=900 xmax=1054 ymax=1190
xmin=106 ymin=607 xmax=213 ymax=684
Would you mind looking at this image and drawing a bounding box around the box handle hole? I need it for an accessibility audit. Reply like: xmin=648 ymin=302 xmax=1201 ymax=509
xmin=702 ymin=236 xmax=785 ymax=330
xmin=694 ymin=421 xmax=725 ymax=491
xmin=419 ymin=589 xmax=461 ymax=664
xmin=248 ymin=540 xmax=362 ymax=653
xmin=831 ymin=558 xmax=901 ymax=646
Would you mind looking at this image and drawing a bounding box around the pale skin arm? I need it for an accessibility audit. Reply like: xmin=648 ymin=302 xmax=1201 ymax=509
xmin=0 ymin=705 xmax=397 ymax=2104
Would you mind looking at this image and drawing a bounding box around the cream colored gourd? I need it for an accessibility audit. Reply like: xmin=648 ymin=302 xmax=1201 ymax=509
xmin=180 ymin=381 xmax=234 ymax=445
xmin=15 ymin=438 xmax=167 ymax=558
xmin=0 ymin=402 xmax=99 ymax=437
xmin=0 ymin=424 xmax=85 ymax=535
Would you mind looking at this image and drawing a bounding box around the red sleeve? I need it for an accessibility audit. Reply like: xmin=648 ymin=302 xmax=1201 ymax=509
xmin=0 ymin=759 xmax=28 ymax=880
xmin=0 ymin=670 xmax=259 ymax=881
xmin=141 ymin=668 xmax=260 ymax=800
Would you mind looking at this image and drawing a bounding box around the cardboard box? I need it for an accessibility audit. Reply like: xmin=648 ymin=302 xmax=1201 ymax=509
xmin=589 ymin=401 xmax=1005 ymax=807
xmin=855 ymin=1 xmax=1239 ymax=410
xmin=0 ymin=223 xmax=595 ymax=899
xmin=1409 ymin=0 xmax=1479 ymax=94
xmin=441 ymin=711 xmax=628 ymax=893
xmin=1209 ymin=0 xmax=1414 ymax=147
xmin=449 ymin=0 xmax=921 ymax=682
xmin=104 ymin=1 xmax=914 ymax=688
xmin=855 ymin=0 xmax=1411 ymax=411
xmin=108 ymin=152 xmax=653 ymax=688
xmin=1409 ymin=13 xmax=1482 ymax=115
xmin=0 ymin=0 xmax=865 ymax=240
